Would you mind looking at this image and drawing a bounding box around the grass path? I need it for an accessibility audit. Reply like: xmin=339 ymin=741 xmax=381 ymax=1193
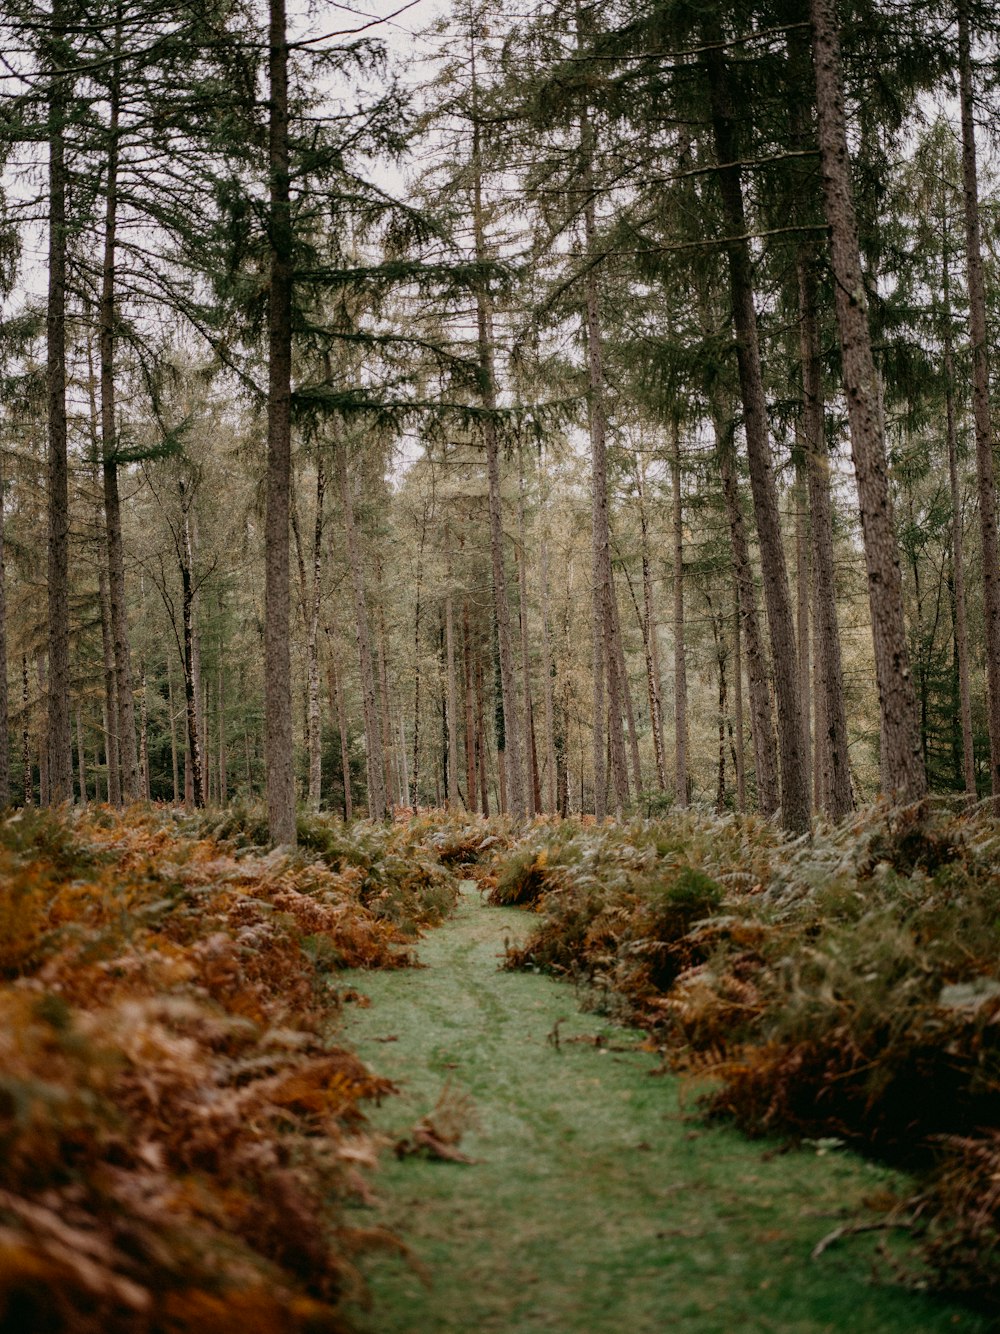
xmin=342 ymin=884 xmax=985 ymax=1333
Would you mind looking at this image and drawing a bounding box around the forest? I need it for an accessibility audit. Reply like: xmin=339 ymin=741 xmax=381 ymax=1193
xmin=3 ymin=0 xmax=1000 ymax=1329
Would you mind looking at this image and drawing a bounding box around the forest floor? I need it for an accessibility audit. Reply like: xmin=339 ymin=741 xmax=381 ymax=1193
xmin=343 ymin=882 xmax=987 ymax=1333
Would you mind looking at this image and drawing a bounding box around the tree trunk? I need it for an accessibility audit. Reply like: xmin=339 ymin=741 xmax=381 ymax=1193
xmin=37 ymin=655 xmax=49 ymax=806
xmin=444 ymin=541 xmax=461 ymax=809
xmin=671 ymin=439 xmax=689 ymax=806
xmin=264 ymin=0 xmax=296 ymax=844
xmin=709 ymin=598 xmax=727 ymax=813
xmin=99 ymin=566 xmax=121 ymax=806
xmin=168 ymin=661 xmax=179 ymax=803
xmin=475 ymin=636 xmax=490 ymax=815
xmin=139 ymin=665 xmax=149 ymax=800
xmin=325 ymin=622 xmax=353 ymax=821
xmin=705 ymin=36 xmax=809 ymax=833
xmin=180 ymin=501 xmax=204 ymax=808
xmin=21 ymin=656 xmax=31 ymax=806
xmin=943 ymin=249 xmax=976 ymax=798
xmin=795 ymin=453 xmax=812 ymax=808
xmin=101 ymin=10 xmax=140 ymax=804
xmin=336 ymin=438 xmax=386 ymax=820
xmin=307 ymin=463 xmax=325 ymax=808
xmin=611 ymin=579 xmax=642 ymax=796
xmin=582 ymin=166 xmax=628 ymax=813
xmin=798 ymin=253 xmax=853 ymax=818
xmin=539 ymin=534 xmax=558 ymax=811
xmin=46 ymin=0 xmax=72 ymax=803
xmin=471 ymin=52 xmax=524 ymax=818
xmin=75 ymin=708 xmax=85 ymax=805
xmin=638 ymin=458 xmax=667 ymax=791
xmin=463 ymin=600 xmax=477 ymax=812
xmin=516 ymin=445 xmax=537 ymax=816
xmin=810 ymin=0 xmax=925 ymax=803
xmin=0 ymin=450 xmax=8 ymax=808
xmin=733 ymin=584 xmax=746 ymax=812
xmin=216 ymin=653 xmax=226 ymax=805
xmin=958 ymin=0 xmax=1000 ymax=804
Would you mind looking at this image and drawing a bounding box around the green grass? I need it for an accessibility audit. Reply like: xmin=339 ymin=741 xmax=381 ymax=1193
xmin=340 ymin=884 xmax=988 ymax=1333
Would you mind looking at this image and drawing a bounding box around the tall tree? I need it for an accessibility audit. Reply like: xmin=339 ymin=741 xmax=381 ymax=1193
xmin=704 ymin=28 xmax=809 ymax=834
xmin=957 ymin=0 xmax=1000 ymax=806
xmin=45 ymin=0 xmax=73 ymax=802
xmin=264 ymin=0 xmax=295 ymax=843
xmin=810 ymin=0 xmax=925 ymax=803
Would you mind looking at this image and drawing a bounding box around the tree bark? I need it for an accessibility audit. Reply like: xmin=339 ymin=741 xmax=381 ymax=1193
xmin=810 ymin=0 xmax=925 ymax=803
xmin=581 ymin=108 xmax=628 ymax=816
xmin=637 ymin=457 xmax=667 ymax=791
xmin=336 ymin=438 xmax=386 ymax=820
xmin=99 ymin=566 xmax=121 ymax=806
xmin=958 ymin=0 xmax=1000 ymax=804
xmin=471 ymin=42 xmax=524 ymax=818
xmin=180 ymin=493 xmax=204 ymax=807
xmin=307 ymin=463 xmax=325 ymax=808
xmin=516 ymin=444 xmax=537 ymax=816
xmin=167 ymin=660 xmax=179 ymax=803
xmin=798 ymin=253 xmax=853 ymax=817
xmin=444 ymin=539 xmax=461 ymax=809
xmin=325 ymin=619 xmax=353 ymax=821
xmin=705 ymin=38 xmax=809 ymax=833
xmin=733 ymin=584 xmax=746 ymax=812
xmin=671 ymin=439 xmax=688 ymax=806
xmin=101 ymin=8 xmax=140 ymax=804
xmin=46 ymin=0 xmax=72 ymax=803
xmin=538 ymin=533 xmax=558 ymax=813
xmin=795 ymin=453 xmax=812 ymax=807
xmin=463 ymin=600 xmax=477 ymax=812
xmin=0 ymin=450 xmax=8 ymax=808
xmin=21 ymin=655 xmax=31 ymax=806
xmin=943 ymin=247 xmax=976 ymax=798
xmin=475 ymin=635 xmax=490 ymax=815
xmin=264 ymin=0 xmax=296 ymax=844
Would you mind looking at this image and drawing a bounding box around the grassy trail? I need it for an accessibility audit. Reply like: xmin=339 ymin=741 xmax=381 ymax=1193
xmin=343 ymin=884 xmax=985 ymax=1333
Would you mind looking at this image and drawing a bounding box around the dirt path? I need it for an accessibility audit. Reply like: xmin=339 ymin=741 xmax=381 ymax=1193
xmin=343 ymin=884 xmax=984 ymax=1333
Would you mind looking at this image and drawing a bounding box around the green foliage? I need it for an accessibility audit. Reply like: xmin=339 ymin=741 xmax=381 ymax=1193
xmin=490 ymin=803 xmax=1000 ymax=1310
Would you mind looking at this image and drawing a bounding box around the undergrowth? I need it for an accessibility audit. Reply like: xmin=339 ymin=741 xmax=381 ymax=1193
xmin=490 ymin=801 xmax=1000 ymax=1311
xmin=0 ymin=804 xmax=464 ymax=1332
